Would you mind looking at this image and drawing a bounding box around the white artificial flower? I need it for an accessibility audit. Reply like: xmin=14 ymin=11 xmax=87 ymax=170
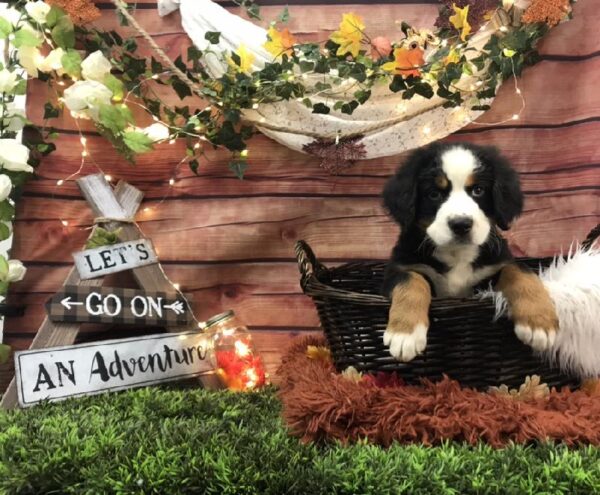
xmin=0 ymin=139 xmax=33 ymax=173
xmin=7 ymin=260 xmax=26 ymax=282
xmin=142 ymin=122 xmax=170 ymax=141
xmin=62 ymin=80 xmax=112 ymax=120
xmin=0 ymin=69 xmax=18 ymax=93
xmin=37 ymin=47 xmax=65 ymax=75
xmin=0 ymin=175 xmax=12 ymax=202
xmin=1 ymin=103 xmax=27 ymax=132
xmin=24 ymin=1 xmax=51 ymax=24
xmin=0 ymin=7 xmax=23 ymax=27
xmin=17 ymin=45 xmax=43 ymax=77
xmin=81 ymin=50 xmax=112 ymax=82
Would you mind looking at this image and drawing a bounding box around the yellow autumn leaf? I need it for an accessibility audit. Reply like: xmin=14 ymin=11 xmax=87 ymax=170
xmin=264 ymin=26 xmax=296 ymax=58
xmin=306 ymin=345 xmax=332 ymax=362
xmin=444 ymin=48 xmax=461 ymax=65
xmin=449 ymin=4 xmax=472 ymax=41
xmin=229 ymin=44 xmax=256 ymax=73
xmin=330 ymin=12 xmax=365 ymax=58
xmin=502 ymin=48 xmax=516 ymax=57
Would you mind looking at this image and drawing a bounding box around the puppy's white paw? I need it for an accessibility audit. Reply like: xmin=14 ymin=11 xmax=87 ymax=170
xmin=383 ymin=324 xmax=428 ymax=362
xmin=515 ymin=324 xmax=556 ymax=351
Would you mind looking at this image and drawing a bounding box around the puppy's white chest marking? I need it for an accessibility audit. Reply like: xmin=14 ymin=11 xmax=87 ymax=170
xmin=433 ymin=245 xmax=501 ymax=297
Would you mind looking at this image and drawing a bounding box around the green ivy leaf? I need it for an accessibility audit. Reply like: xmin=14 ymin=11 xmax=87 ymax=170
xmin=123 ymin=131 xmax=154 ymax=153
xmin=98 ymin=104 xmax=134 ymax=135
xmin=277 ymin=6 xmax=290 ymax=23
xmin=0 ymin=224 xmax=10 ymax=242
xmin=389 ymin=76 xmax=406 ymax=93
xmin=45 ymin=6 xmax=65 ymax=29
xmin=314 ymin=81 xmax=331 ymax=92
xmin=299 ymin=60 xmax=314 ymax=73
xmin=228 ymin=160 xmax=248 ymax=179
xmin=13 ymin=28 xmax=42 ymax=48
xmin=61 ymin=49 xmax=82 ymax=78
xmin=246 ymin=3 xmax=261 ymax=20
xmin=0 ymin=18 xmax=12 ymax=39
xmin=13 ymin=79 xmax=27 ymax=95
xmin=104 ymin=74 xmax=125 ymax=101
xmin=187 ymin=46 xmax=203 ymax=63
xmin=230 ymin=52 xmax=241 ymax=67
xmin=189 ymin=159 xmax=200 ymax=175
xmin=354 ymin=89 xmax=371 ymax=104
xmin=0 ymin=343 xmax=10 ymax=364
xmin=413 ymin=82 xmax=434 ymax=99
xmin=312 ymin=103 xmax=330 ymax=114
xmin=172 ymin=77 xmax=193 ymax=100
xmin=205 ymin=31 xmax=221 ymax=44
xmin=86 ymin=227 xmax=122 ymax=249
xmin=51 ymin=16 xmax=75 ymax=49
xmin=0 ymin=201 xmax=15 ymax=222
xmin=340 ymin=100 xmax=359 ymax=115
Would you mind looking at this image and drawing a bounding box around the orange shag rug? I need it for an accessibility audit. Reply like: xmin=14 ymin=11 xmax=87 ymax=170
xmin=276 ymin=336 xmax=600 ymax=447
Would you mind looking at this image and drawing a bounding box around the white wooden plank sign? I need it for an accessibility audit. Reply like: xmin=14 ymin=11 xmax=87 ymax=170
xmin=73 ymin=239 xmax=158 ymax=279
xmin=15 ymin=331 xmax=214 ymax=407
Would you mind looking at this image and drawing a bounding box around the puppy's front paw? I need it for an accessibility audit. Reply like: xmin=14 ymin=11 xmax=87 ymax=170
xmin=514 ymin=323 xmax=557 ymax=352
xmin=383 ymin=324 xmax=428 ymax=362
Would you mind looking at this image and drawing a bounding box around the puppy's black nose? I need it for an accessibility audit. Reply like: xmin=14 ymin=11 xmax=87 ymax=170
xmin=448 ymin=216 xmax=473 ymax=236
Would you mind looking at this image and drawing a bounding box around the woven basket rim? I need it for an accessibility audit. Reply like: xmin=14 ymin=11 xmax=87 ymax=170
xmin=295 ymin=223 xmax=600 ymax=305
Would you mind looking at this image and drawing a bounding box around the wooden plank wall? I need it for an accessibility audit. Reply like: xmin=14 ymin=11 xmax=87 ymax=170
xmin=2 ymin=0 xmax=599 ymax=390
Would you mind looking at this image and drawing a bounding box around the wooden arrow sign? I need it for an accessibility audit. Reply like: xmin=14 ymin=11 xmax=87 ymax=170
xmin=73 ymin=239 xmax=158 ymax=280
xmin=46 ymin=286 xmax=193 ymax=326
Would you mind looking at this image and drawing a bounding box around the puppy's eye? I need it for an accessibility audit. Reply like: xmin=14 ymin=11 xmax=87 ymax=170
xmin=471 ymin=185 xmax=485 ymax=197
xmin=428 ymin=190 xmax=442 ymax=201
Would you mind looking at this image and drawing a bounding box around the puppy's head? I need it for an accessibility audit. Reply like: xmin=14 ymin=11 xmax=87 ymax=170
xmin=383 ymin=142 xmax=523 ymax=247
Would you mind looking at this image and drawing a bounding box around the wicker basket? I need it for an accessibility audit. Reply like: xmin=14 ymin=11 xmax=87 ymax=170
xmin=295 ymin=224 xmax=600 ymax=390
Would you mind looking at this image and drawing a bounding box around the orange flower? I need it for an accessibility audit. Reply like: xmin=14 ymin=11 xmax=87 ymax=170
xmin=382 ymin=46 xmax=425 ymax=78
xmin=264 ymin=26 xmax=297 ymax=58
xmin=370 ymin=36 xmax=392 ymax=60
xmin=522 ymin=0 xmax=571 ymax=27
xmin=45 ymin=0 xmax=100 ymax=25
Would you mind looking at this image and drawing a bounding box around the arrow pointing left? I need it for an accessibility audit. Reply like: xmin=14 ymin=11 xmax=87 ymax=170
xmin=61 ymin=297 xmax=84 ymax=310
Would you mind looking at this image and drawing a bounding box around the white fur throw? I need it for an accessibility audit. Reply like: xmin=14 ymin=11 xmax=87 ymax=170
xmin=485 ymin=247 xmax=600 ymax=379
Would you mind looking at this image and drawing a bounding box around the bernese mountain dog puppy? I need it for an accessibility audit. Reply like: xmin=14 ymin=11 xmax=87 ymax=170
xmin=382 ymin=142 xmax=558 ymax=362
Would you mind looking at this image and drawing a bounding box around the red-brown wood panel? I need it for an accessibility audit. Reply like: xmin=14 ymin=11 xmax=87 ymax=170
xmin=2 ymin=0 xmax=598 ymax=391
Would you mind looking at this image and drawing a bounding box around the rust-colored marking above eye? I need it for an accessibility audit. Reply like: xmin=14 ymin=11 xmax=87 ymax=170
xmin=434 ymin=175 xmax=449 ymax=190
xmin=465 ymin=173 xmax=476 ymax=187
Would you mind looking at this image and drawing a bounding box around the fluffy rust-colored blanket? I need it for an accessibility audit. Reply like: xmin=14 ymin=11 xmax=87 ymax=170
xmin=277 ymin=336 xmax=600 ymax=447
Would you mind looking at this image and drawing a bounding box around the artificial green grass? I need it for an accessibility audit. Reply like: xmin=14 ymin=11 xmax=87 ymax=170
xmin=1 ymin=387 xmax=599 ymax=494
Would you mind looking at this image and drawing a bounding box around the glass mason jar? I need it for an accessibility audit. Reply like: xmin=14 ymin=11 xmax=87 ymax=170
xmin=204 ymin=310 xmax=267 ymax=391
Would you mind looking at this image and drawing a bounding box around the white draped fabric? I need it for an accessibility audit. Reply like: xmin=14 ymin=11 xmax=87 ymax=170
xmin=158 ymin=0 xmax=518 ymax=160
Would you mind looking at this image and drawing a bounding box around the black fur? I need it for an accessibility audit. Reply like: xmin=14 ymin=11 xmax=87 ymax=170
xmin=382 ymin=142 xmax=523 ymax=298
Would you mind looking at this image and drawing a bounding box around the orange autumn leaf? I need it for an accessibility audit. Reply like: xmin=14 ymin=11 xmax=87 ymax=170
xmin=382 ymin=46 xmax=425 ymax=78
xmin=330 ymin=13 xmax=366 ymax=58
xmin=264 ymin=26 xmax=297 ymax=58
xmin=581 ymin=378 xmax=600 ymax=396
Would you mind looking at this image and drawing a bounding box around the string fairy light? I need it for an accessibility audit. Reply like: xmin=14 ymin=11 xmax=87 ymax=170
xmin=468 ymin=58 xmax=526 ymax=126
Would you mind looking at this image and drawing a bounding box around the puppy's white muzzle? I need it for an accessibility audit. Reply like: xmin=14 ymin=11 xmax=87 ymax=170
xmin=426 ymin=191 xmax=490 ymax=247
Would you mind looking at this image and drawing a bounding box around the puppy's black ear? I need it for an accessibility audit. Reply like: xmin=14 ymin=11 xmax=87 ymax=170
xmin=382 ymin=149 xmax=425 ymax=229
xmin=479 ymin=146 xmax=523 ymax=230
